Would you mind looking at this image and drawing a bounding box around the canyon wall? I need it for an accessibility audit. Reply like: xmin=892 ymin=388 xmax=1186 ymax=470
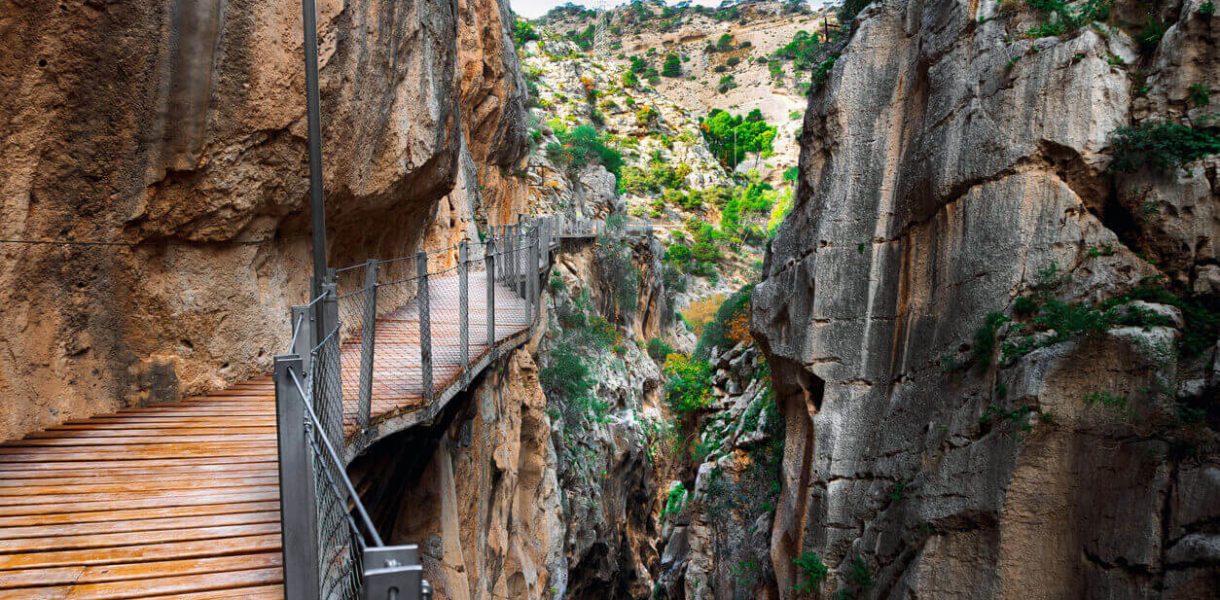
xmin=0 ymin=0 xmax=525 ymax=440
xmin=754 ymin=0 xmax=1218 ymax=598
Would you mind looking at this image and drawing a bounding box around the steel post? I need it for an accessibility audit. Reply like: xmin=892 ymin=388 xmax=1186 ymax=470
xmin=274 ymin=355 xmax=321 ymax=600
xmin=417 ymin=251 xmax=432 ymax=401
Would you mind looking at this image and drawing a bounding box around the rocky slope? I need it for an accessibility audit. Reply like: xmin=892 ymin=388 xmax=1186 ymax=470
xmin=753 ymin=0 xmax=1220 ymax=597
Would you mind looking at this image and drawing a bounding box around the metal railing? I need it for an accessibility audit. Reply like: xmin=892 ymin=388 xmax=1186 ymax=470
xmin=273 ymin=215 xmax=603 ymax=599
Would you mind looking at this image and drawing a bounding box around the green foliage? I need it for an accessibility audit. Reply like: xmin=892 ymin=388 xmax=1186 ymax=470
xmin=545 ymin=124 xmax=624 ymax=182
xmin=620 ymin=161 xmax=690 ymax=195
xmin=661 ymin=482 xmax=688 ymax=520
xmin=647 ymin=338 xmax=675 ymax=362
xmin=773 ymin=30 xmax=824 ymax=71
xmin=810 ymin=56 xmax=838 ymax=91
xmin=694 ymin=285 xmax=754 ymax=359
xmin=1022 ymin=0 xmax=1113 ymax=38
xmin=621 ymin=69 xmax=640 ymax=88
xmin=769 ymin=60 xmax=786 ymax=80
xmin=888 ymin=481 xmax=907 ymax=502
xmin=567 ymin=24 xmax=596 ymax=51
xmin=1109 ymin=120 xmax=1220 ymax=173
xmin=972 ymin=312 xmax=1011 ymax=369
xmin=783 ymin=166 xmax=800 ymax=182
xmin=700 ymin=108 xmax=778 ymax=168
xmin=793 ymin=551 xmax=829 ymax=594
xmin=662 ymin=53 xmax=683 ymax=77
xmin=716 ymin=33 xmax=735 ymax=51
xmin=979 ymin=404 xmax=1036 ymax=432
xmin=540 ymin=341 xmax=604 ymax=422
xmin=1084 ymin=389 xmax=1128 ymax=410
xmin=512 ymin=18 xmax=540 ymax=46
xmin=717 ymin=74 xmax=738 ymax=93
xmin=838 ymin=0 xmax=875 ymax=22
xmin=663 ymin=353 xmax=713 ymax=414
xmin=595 ymin=231 xmax=641 ymax=323
xmin=1137 ymin=19 xmax=1167 ymax=53
xmin=767 ymin=189 xmax=794 ymax=237
xmin=1201 ymin=1 xmax=1216 ymax=15
xmin=1188 ymin=83 xmax=1211 ymax=107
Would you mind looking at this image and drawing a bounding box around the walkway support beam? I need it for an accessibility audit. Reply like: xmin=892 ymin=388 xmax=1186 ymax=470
xmin=274 ymin=354 xmax=321 ymax=600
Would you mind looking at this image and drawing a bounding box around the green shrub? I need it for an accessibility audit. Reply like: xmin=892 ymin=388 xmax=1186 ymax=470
xmin=661 ymin=482 xmax=688 ymax=519
xmin=546 ymin=124 xmax=625 ymax=182
xmin=663 ymin=353 xmax=713 ymax=414
xmin=622 ymin=69 xmax=639 ymax=88
xmin=793 ymin=551 xmax=829 ymax=594
xmin=541 ymin=341 xmax=604 ymax=421
xmin=1188 ymin=83 xmax=1211 ymax=107
xmin=972 ymin=312 xmax=1011 ymax=369
xmin=595 ymin=233 xmax=640 ymax=322
xmin=512 ymin=18 xmax=540 ymax=46
xmin=647 ymin=338 xmax=675 ymax=361
xmin=717 ymin=75 xmax=738 ymax=93
xmin=1202 ymin=1 xmax=1216 ymax=15
xmin=1137 ymin=19 xmax=1167 ymax=53
xmin=662 ymin=53 xmax=682 ymax=77
xmin=694 ymin=285 xmax=754 ymax=359
xmin=1109 ymin=120 xmax=1220 ymax=173
xmin=716 ymin=33 xmax=735 ymax=51
xmin=727 ymin=56 xmax=741 ymax=67
xmin=845 ymin=556 xmax=874 ymax=591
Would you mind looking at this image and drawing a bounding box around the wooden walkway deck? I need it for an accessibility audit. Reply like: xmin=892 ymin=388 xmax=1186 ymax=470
xmin=0 ymin=275 xmax=532 ymax=599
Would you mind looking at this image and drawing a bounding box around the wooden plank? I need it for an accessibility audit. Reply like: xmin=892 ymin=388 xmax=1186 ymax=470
xmin=0 ymin=501 xmax=280 ymax=529
xmin=0 ymin=522 xmax=280 ymax=553
xmin=0 ymin=567 xmax=282 ymax=599
xmin=0 ymin=489 xmax=279 ymax=518
xmin=0 ymin=553 xmax=281 ymax=590
xmin=0 ymin=533 xmax=281 ymax=570
xmin=0 ymin=476 xmax=279 ymax=497
xmin=0 ymin=510 xmax=279 ymax=541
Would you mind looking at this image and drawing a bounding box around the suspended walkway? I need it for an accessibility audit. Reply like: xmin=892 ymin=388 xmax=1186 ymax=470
xmin=0 ymin=217 xmax=606 ymax=599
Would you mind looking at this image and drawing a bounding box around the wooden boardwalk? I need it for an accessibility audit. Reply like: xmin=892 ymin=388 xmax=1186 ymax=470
xmin=0 ymin=275 xmax=532 ymax=599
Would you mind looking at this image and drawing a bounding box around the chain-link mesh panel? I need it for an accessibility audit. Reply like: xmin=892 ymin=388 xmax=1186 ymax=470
xmin=311 ymin=329 xmax=346 ymax=460
xmin=308 ymin=426 xmax=363 ymax=600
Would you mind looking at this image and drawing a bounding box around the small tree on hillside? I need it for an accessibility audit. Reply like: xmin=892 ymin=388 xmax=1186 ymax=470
xmin=662 ymin=53 xmax=682 ymax=77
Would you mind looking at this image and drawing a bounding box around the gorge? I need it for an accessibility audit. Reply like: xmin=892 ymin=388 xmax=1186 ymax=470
xmin=0 ymin=0 xmax=1217 ymax=599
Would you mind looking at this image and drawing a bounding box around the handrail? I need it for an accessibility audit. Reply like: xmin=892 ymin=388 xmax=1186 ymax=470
xmin=273 ymin=214 xmax=608 ymax=599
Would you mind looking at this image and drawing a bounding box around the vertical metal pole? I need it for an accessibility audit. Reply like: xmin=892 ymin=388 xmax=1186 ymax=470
xmin=291 ymin=305 xmax=315 ymax=373
xmin=274 ymin=355 xmax=321 ymax=600
xmin=417 ymin=251 xmax=433 ymax=401
xmin=358 ymin=260 xmax=378 ymax=432
xmin=302 ymin=0 xmax=328 ymax=303
xmin=485 ymin=239 xmax=496 ymax=347
xmin=319 ymin=271 xmax=340 ymax=443
xmin=458 ymin=242 xmax=469 ymax=387
xmin=528 ymin=226 xmax=540 ymax=326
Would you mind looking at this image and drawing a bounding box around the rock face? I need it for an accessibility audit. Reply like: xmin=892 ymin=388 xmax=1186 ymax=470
xmin=385 ymin=349 xmax=567 ymax=600
xmin=0 ymin=0 xmax=526 ymax=441
xmin=753 ymin=0 xmax=1219 ymax=598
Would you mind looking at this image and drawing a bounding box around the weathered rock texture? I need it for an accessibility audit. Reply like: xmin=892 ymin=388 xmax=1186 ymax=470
xmin=381 ymin=349 xmax=567 ymax=600
xmin=753 ymin=0 xmax=1219 ymax=598
xmin=0 ymin=0 xmax=526 ymax=441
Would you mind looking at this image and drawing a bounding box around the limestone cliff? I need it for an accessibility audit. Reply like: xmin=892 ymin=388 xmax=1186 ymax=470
xmin=0 ymin=0 xmax=526 ymax=441
xmin=753 ymin=0 xmax=1219 ymax=598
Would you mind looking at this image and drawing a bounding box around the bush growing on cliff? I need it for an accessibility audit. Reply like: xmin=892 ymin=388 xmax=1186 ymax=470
xmin=541 ymin=341 xmax=604 ymax=421
xmin=545 ymin=124 xmax=624 ymax=182
xmin=1108 ymin=120 xmax=1220 ymax=173
xmin=595 ymin=233 xmax=641 ymax=323
xmin=663 ymin=353 xmax=714 ymax=413
xmin=694 ymin=285 xmax=755 ymax=359
xmin=662 ymin=53 xmax=683 ymax=77
xmin=794 ymin=551 xmax=829 ymax=594
xmin=512 ymin=19 xmax=540 ymax=46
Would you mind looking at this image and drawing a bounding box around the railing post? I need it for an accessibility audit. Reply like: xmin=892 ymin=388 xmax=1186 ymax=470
xmin=291 ymin=304 xmax=315 ymax=373
xmin=458 ymin=242 xmax=469 ymax=388
xmin=274 ymin=354 xmax=321 ymax=600
xmin=318 ymin=269 xmax=341 ymax=443
xmin=417 ymin=251 xmax=433 ymax=402
xmin=362 ymin=545 xmax=430 ymax=600
xmin=485 ymin=238 xmax=496 ymax=348
xmin=528 ymin=226 xmax=539 ymax=326
xmin=358 ymin=260 xmax=378 ymax=433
